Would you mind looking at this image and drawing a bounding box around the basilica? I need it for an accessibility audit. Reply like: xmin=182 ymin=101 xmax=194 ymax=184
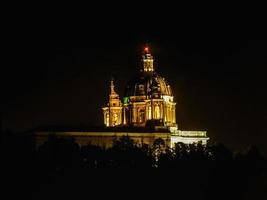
xmin=34 ymin=47 xmax=209 ymax=148
xmin=103 ymin=47 xmax=176 ymax=128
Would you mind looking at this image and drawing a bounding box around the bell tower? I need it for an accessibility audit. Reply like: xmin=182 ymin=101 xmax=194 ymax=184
xmin=102 ymin=79 xmax=123 ymax=127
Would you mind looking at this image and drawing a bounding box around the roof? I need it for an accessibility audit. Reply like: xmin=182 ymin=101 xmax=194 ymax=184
xmin=29 ymin=125 xmax=170 ymax=133
xmin=125 ymin=71 xmax=172 ymax=97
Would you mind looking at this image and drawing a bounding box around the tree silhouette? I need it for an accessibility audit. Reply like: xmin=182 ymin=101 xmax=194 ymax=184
xmin=2 ymin=132 xmax=266 ymax=199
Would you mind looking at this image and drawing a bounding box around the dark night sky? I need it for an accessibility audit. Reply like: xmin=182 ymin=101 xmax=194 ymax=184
xmin=2 ymin=6 xmax=267 ymax=155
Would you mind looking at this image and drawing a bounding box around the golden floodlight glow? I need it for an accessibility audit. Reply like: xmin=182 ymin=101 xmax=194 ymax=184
xmin=34 ymin=45 xmax=209 ymax=149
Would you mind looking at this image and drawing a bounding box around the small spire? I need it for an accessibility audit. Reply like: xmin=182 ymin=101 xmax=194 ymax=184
xmin=110 ymin=78 xmax=115 ymax=94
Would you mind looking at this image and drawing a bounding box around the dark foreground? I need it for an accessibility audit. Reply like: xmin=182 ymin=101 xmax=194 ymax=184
xmin=2 ymin=133 xmax=267 ymax=200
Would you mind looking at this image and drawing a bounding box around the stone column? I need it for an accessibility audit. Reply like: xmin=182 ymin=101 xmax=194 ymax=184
xmin=123 ymin=106 xmax=127 ymax=125
xmin=160 ymin=102 xmax=163 ymax=119
xmin=164 ymin=104 xmax=167 ymax=123
xmin=173 ymin=105 xmax=176 ymax=123
xmin=151 ymin=100 xmax=154 ymax=120
xmin=133 ymin=104 xmax=136 ymax=123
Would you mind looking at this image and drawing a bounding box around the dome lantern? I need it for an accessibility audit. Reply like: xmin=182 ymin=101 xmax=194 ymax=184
xmin=142 ymin=46 xmax=154 ymax=72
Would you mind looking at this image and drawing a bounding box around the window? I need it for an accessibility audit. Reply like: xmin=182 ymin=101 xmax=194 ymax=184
xmin=148 ymin=106 xmax=151 ymax=119
xmin=106 ymin=113 xmax=109 ymax=126
xmin=155 ymin=105 xmax=160 ymax=119
xmin=139 ymin=110 xmax=145 ymax=123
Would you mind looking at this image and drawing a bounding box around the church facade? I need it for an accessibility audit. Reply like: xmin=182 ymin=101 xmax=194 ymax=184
xmin=34 ymin=47 xmax=209 ymax=148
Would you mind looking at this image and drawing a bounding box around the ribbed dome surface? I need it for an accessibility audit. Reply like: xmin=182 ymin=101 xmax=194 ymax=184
xmin=125 ymin=71 xmax=172 ymax=97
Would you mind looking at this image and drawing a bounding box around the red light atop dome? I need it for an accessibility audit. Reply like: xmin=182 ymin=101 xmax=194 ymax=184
xmin=144 ymin=46 xmax=149 ymax=53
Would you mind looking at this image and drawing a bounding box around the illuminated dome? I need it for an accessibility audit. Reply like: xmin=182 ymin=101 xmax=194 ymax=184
xmin=125 ymin=46 xmax=172 ymax=98
xmin=125 ymin=71 xmax=172 ymax=97
xmin=104 ymin=46 xmax=177 ymax=128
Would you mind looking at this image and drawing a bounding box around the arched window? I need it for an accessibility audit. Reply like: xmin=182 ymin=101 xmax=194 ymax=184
xmin=139 ymin=109 xmax=145 ymax=123
xmin=106 ymin=113 xmax=109 ymax=126
xmin=113 ymin=113 xmax=118 ymax=125
xmin=148 ymin=106 xmax=152 ymax=120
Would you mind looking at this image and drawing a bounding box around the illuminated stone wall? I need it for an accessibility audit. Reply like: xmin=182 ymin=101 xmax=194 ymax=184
xmin=35 ymin=131 xmax=171 ymax=149
xmin=124 ymin=96 xmax=177 ymax=128
xmin=34 ymin=130 xmax=209 ymax=149
xmin=170 ymin=130 xmax=209 ymax=147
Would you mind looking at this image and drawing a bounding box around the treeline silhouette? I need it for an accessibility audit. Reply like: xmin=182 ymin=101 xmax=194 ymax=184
xmin=2 ymin=131 xmax=267 ymax=200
